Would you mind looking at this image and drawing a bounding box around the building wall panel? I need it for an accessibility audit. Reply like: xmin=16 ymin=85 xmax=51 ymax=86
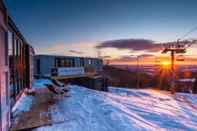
xmin=34 ymin=55 xmax=103 ymax=77
xmin=0 ymin=5 xmax=10 ymax=131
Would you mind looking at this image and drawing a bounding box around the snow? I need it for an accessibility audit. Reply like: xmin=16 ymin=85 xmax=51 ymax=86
xmin=11 ymin=79 xmax=51 ymax=124
xmin=12 ymin=93 xmax=34 ymax=119
xmin=13 ymin=79 xmax=197 ymax=131
xmin=32 ymin=79 xmax=53 ymax=89
xmin=176 ymin=93 xmax=197 ymax=105
xmin=178 ymin=78 xmax=196 ymax=83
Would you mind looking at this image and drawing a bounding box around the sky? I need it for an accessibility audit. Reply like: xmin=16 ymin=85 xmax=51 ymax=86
xmin=4 ymin=0 xmax=197 ymax=64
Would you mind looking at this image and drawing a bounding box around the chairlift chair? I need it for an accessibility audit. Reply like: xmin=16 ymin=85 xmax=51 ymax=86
xmin=176 ymin=55 xmax=185 ymax=61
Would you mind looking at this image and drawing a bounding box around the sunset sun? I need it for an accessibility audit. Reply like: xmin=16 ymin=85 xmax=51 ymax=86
xmin=161 ymin=61 xmax=170 ymax=67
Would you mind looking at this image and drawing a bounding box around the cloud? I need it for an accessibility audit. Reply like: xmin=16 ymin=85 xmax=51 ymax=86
xmin=101 ymin=56 xmax=112 ymax=59
xmin=106 ymin=53 xmax=157 ymax=65
xmin=69 ymin=50 xmax=84 ymax=55
xmin=117 ymin=54 xmax=155 ymax=61
xmin=39 ymin=42 xmax=97 ymax=57
xmin=118 ymin=56 xmax=136 ymax=61
xmin=138 ymin=54 xmax=155 ymax=58
xmin=47 ymin=44 xmax=66 ymax=52
xmin=96 ymin=39 xmax=163 ymax=52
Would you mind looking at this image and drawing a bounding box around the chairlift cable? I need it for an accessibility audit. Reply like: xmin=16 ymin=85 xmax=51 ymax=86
xmin=178 ymin=26 xmax=197 ymax=40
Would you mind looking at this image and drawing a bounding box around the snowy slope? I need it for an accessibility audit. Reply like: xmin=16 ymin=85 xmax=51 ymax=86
xmin=12 ymin=79 xmax=197 ymax=131
xmin=28 ymin=80 xmax=197 ymax=131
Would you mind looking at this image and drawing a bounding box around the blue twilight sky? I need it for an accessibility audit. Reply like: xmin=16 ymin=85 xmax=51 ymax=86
xmin=4 ymin=0 xmax=197 ymax=57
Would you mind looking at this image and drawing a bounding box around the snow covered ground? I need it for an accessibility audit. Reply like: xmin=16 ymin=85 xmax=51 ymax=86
xmin=13 ymin=79 xmax=197 ymax=131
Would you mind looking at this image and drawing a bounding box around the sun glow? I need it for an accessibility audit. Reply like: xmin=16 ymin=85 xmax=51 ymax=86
xmin=161 ymin=61 xmax=170 ymax=66
xmin=160 ymin=61 xmax=171 ymax=69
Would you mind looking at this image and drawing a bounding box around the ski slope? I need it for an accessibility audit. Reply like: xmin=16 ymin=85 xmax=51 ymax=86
xmin=14 ymin=80 xmax=197 ymax=131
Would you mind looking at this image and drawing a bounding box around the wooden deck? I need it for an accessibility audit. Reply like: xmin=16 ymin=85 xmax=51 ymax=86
xmin=11 ymin=88 xmax=66 ymax=131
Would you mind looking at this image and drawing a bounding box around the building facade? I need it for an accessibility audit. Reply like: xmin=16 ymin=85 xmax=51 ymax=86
xmin=34 ymin=55 xmax=103 ymax=77
xmin=0 ymin=1 xmax=34 ymax=131
xmin=0 ymin=1 xmax=10 ymax=131
xmin=8 ymin=17 xmax=35 ymax=107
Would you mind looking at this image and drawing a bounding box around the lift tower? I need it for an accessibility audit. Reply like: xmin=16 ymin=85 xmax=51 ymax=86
xmin=162 ymin=40 xmax=196 ymax=93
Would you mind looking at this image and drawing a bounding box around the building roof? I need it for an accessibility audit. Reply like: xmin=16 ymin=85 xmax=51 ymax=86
xmin=35 ymin=54 xmax=102 ymax=61
xmin=8 ymin=16 xmax=29 ymax=45
xmin=0 ymin=0 xmax=7 ymax=13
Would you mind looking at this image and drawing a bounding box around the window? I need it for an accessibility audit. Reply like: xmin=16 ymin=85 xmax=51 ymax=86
xmin=8 ymin=31 xmax=13 ymax=56
xmin=14 ymin=38 xmax=17 ymax=57
xmin=88 ymin=59 xmax=91 ymax=65
xmin=5 ymin=31 xmax=8 ymax=66
xmin=55 ymin=58 xmax=75 ymax=67
xmin=8 ymin=31 xmax=13 ymax=90
xmin=9 ymin=35 xmax=28 ymax=106
xmin=80 ymin=58 xmax=85 ymax=67
xmin=36 ymin=59 xmax=40 ymax=74
xmin=0 ymin=26 xmax=7 ymax=66
xmin=5 ymin=72 xmax=9 ymax=105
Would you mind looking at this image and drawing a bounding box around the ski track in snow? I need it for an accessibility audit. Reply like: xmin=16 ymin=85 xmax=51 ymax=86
xmin=15 ymin=80 xmax=197 ymax=131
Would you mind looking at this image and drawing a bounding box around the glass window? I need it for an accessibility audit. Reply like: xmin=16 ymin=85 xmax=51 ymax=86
xmin=5 ymin=31 xmax=8 ymax=66
xmin=0 ymin=27 xmax=7 ymax=66
xmin=8 ymin=30 xmax=13 ymax=56
xmin=5 ymin=72 xmax=9 ymax=105
xmin=36 ymin=59 xmax=40 ymax=74
xmin=88 ymin=59 xmax=91 ymax=65
xmin=14 ymin=38 xmax=17 ymax=57
xmin=55 ymin=58 xmax=75 ymax=67
xmin=80 ymin=58 xmax=85 ymax=67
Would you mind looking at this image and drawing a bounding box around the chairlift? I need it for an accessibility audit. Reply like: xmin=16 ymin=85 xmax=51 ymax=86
xmin=176 ymin=55 xmax=185 ymax=61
